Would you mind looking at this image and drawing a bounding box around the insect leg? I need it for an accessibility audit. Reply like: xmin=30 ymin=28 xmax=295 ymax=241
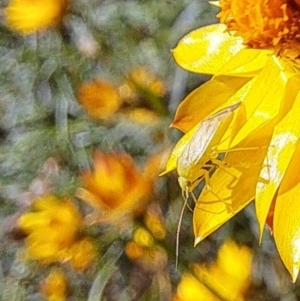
xmin=181 ymin=190 xmax=193 ymax=212
xmin=200 ymin=167 xmax=234 ymax=213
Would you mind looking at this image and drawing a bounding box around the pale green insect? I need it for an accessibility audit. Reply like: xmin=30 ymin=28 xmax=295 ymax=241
xmin=177 ymin=102 xmax=241 ymax=195
xmin=174 ymin=101 xmax=241 ymax=268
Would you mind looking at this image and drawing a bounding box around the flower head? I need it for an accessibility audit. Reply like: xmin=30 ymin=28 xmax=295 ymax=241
xmin=5 ymin=0 xmax=68 ymax=35
xmin=169 ymin=0 xmax=300 ymax=281
xmin=119 ymin=66 xmax=168 ymax=116
xmin=119 ymin=66 xmax=166 ymax=102
xmin=19 ymin=195 xmax=82 ymax=264
xmin=77 ymin=79 xmax=122 ymax=119
xmin=67 ymin=238 xmax=96 ymax=271
xmin=125 ymin=227 xmax=168 ymax=273
xmin=77 ymin=151 xmax=153 ymax=224
xmin=41 ymin=269 xmax=68 ymax=301
xmin=218 ymin=0 xmax=300 ymax=48
xmin=173 ymin=240 xmax=252 ymax=301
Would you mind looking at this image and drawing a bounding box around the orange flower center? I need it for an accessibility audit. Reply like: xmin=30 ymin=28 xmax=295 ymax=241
xmin=218 ymin=0 xmax=300 ymax=48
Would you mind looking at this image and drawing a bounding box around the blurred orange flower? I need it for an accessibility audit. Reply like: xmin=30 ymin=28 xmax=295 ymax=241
xmin=18 ymin=195 xmax=95 ymax=270
xmin=125 ymin=226 xmax=168 ymax=273
xmin=119 ymin=66 xmax=168 ymax=116
xmin=119 ymin=66 xmax=166 ymax=102
xmin=65 ymin=237 xmax=96 ymax=271
xmin=77 ymin=79 xmax=123 ymax=119
xmin=41 ymin=269 xmax=68 ymax=301
xmin=76 ymin=151 xmax=153 ymax=225
xmin=5 ymin=0 xmax=67 ymax=35
xmin=124 ymin=108 xmax=161 ymax=124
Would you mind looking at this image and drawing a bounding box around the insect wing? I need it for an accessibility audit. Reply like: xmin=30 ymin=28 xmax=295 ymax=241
xmin=178 ymin=102 xmax=241 ymax=167
xmin=178 ymin=120 xmax=217 ymax=168
xmin=159 ymin=123 xmax=201 ymax=176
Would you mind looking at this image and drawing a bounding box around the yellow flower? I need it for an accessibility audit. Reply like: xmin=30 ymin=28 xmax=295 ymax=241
xmin=125 ymin=230 xmax=168 ymax=274
xmin=119 ymin=66 xmax=166 ymax=102
xmin=5 ymin=0 xmax=67 ymax=35
xmin=19 ymin=195 xmax=82 ymax=264
xmin=76 ymin=151 xmax=153 ymax=224
xmin=218 ymin=0 xmax=300 ymax=48
xmin=65 ymin=238 xmax=96 ymax=271
xmin=133 ymin=227 xmax=155 ymax=247
xmin=174 ymin=274 xmax=221 ymax=301
xmin=167 ymin=0 xmax=300 ymax=281
xmin=77 ymin=79 xmax=123 ymax=119
xmin=173 ymin=240 xmax=252 ymax=301
xmin=119 ymin=66 xmax=168 ymax=116
xmin=143 ymin=203 xmax=166 ymax=240
xmin=125 ymin=241 xmax=145 ymax=260
xmin=124 ymin=108 xmax=161 ymax=124
xmin=41 ymin=269 xmax=68 ymax=301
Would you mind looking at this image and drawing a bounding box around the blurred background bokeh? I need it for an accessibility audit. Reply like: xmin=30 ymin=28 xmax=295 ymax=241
xmin=0 ymin=0 xmax=299 ymax=300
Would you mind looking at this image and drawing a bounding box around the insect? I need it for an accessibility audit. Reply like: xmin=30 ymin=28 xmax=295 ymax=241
xmin=177 ymin=102 xmax=241 ymax=195
xmin=163 ymin=102 xmax=242 ymax=268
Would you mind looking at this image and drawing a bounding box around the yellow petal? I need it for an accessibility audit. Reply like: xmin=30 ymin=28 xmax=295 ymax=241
xmin=209 ymin=1 xmax=220 ymax=7
xmin=27 ymin=240 xmax=61 ymax=262
xmin=176 ymin=274 xmax=222 ymax=301
xmin=172 ymin=24 xmax=244 ymax=75
xmin=193 ymin=241 xmax=252 ymax=301
xmin=273 ymin=140 xmax=300 ymax=282
xmin=230 ymin=56 xmax=292 ymax=148
xmin=193 ymin=122 xmax=273 ymax=242
xmin=216 ymin=240 xmax=252 ymax=282
xmin=133 ymin=227 xmax=155 ymax=247
xmin=256 ymin=77 xmax=300 ymax=240
xmin=218 ymin=48 xmax=272 ymax=76
xmin=172 ymin=75 xmax=250 ymax=132
xmin=18 ymin=212 xmax=52 ymax=232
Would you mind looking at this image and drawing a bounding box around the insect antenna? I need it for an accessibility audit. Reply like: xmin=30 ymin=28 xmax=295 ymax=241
xmin=176 ymin=190 xmax=191 ymax=269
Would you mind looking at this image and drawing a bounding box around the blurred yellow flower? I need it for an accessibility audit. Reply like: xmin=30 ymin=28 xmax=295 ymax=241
xmin=41 ymin=269 xmax=68 ymax=301
xmin=143 ymin=203 xmax=166 ymax=240
xmin=77 ymin=79 xmax=123 ymax=119
xmin=174 ymin=274 xmax=221 ymax=301
xmin=5 ymin=0 xmax=67 ymax=35
xmin=133 ymin=227 xmax=155 ymax=247
xmin=119 ymin=66 xmax=168 ymax=116
xmin=173 ymin=240 xmax=252 ymax=301
xmin=19 ymin=195 xmax=82 ymax=263
xmin=119 ymin=66 xmax=166 ymax=102
xmin=62 ymin=238 xmax=96 ymax=271
xmin=125 ymin=239 xmax=168 ymax=274
xmin=124 ymin=108 xmax=161 ymax=124
xmin=76 ymin=151 xmax=153 ymax=224
xmin=18 ymin=195 xmax=96 ymax=270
